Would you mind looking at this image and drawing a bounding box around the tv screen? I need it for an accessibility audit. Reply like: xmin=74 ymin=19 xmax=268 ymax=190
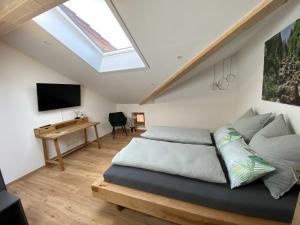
xmin=36 ymin=83 xmax=81 ymax=111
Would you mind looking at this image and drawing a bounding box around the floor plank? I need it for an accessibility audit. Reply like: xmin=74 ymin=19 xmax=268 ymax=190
xmin=8 ymin=130 xmax=177 ymax=225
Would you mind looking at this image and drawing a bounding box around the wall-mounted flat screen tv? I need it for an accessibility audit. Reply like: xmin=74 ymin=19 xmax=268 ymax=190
xmin=36 ymin=83 xmax=81 ymax=111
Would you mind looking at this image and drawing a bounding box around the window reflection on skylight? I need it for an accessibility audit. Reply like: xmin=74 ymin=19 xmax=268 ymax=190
xmin=63 ymin=0 xmax=132 ymax=51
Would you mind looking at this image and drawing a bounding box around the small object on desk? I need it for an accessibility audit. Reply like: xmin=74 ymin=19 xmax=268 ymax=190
xmin=292 ymin=167 xmax=300 ymax=185
xmin=74 ymin=110 xmax=81 ymax=119
xmin=34 ymin=117 xmax=101 ymax=171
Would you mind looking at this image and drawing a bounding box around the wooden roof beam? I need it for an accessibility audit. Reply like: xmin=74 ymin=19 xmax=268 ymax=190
xmin=0 ymin=0 xmax=67 ymax=36
xmin=139 ymin=0 xmax=289 ymax=105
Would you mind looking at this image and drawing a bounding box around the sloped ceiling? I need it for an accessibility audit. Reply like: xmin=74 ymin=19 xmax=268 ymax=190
xmin=1 ymin=0 xmax=261 ymax=103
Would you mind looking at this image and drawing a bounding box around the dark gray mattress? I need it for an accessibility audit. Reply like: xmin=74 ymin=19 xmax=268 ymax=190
xmin=104 ymin=165 xmax=299 ymax=223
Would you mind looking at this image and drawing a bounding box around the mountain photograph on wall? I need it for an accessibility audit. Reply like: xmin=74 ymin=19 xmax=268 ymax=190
xmin=262 ymin=18 xmax=300 ymax=106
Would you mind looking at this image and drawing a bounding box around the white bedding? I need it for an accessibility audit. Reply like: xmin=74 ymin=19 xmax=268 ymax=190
xmin=140 ymin=126 xmax=212 ymax=145
xmin=112 ymin=138 xmax=226 ymax=183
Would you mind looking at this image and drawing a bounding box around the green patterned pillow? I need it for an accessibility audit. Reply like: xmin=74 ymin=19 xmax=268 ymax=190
xmin=219 ymin=139 xmax=275 ymax=189
xmin=214 ymin=126 xmax=243 ymax=150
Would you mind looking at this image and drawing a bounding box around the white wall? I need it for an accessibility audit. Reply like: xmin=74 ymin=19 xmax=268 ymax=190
xmin=235 ymin=0 xmax=300 ymax=134
xmin=117 ymin=0 xmax=300 ymax=134
xmin=0 ymin=41 xmax=116 ymax=184
xmin=117 ymin=58 xmax=238 ymax=131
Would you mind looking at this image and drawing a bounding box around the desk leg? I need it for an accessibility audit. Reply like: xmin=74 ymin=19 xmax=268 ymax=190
xmin=54 ymin=139 xmax=65 ymax=171
xmin=42 ymin=139 xmax=49 ymax=166
xmin=94 ymin=125 xmax=101 ymax=149
xmin=84 ymin=128 xmax=88 ymax=145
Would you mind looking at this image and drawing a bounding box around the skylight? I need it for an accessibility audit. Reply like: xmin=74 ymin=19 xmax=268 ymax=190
xmin=62 ymin=0 xmax=132 ymax=52
xmin=33 ymin=0 xmax=146 ymax=72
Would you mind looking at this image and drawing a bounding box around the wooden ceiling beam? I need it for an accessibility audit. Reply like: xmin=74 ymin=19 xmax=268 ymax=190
xmin=139 ymin=0 xmax=289 ymax=105
xmin=0 ymin=0 xmax=67 ymax=36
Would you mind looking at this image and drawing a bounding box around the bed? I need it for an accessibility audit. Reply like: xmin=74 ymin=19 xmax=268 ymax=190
xmin=92 ymin=177 xmax=300 ymax=225
xmin=140 ymin=126 xmax=213 ymax=145
xmin=92 ymin=165 xmax=300 ymax=225
xmin=92 ymin=135 xmax=300 ymax=225
xmin=103 ymin=165 xmax=299 ymax=223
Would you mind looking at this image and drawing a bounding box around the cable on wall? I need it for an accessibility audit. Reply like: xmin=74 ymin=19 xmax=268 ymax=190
xmin=210 ymin=64 xmax=218 ymax=90
xmin=210 ymin=56 xmax=236 ymax=91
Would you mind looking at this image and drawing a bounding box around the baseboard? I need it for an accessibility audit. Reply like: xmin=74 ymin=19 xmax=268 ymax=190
xmin=7 ymin=132 xmax=113 ymax=187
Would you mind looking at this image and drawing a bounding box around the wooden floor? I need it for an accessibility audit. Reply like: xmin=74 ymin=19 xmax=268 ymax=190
xmin=8 ymin=130 xmax=176 ymax=225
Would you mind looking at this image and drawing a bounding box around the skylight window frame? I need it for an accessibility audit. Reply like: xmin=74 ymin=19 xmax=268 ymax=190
xmin=34 ymin=0 xmax=149 ymax=73
xmin=104 ymin=0 xmax=149 ymax=68
xmin=102 ymin=47 xmax=134 ymax=56
xmin=59 ymin=0 xmax=148 ymax=70
xmin=56 ymin=6 xmax=106 ymax=55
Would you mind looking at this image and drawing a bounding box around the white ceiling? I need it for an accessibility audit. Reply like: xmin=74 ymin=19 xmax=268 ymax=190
xmin=1 ymin=0 xmax=262 ymax=103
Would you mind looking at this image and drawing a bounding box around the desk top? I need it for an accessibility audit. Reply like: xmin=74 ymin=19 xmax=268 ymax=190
xmin=34 ymin=117 xmax=100 ymax=140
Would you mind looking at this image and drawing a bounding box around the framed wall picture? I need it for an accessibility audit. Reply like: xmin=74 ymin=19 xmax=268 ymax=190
xmin=262 ymin=18 xmax=300 ymax=106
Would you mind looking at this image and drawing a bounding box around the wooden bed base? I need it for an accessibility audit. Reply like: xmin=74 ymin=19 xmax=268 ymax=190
xmin=92 ymin=178 xmax=300 ymax=225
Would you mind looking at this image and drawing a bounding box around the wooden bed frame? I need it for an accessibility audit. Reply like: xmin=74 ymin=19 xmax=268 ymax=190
xmin=92 ymin=178 xmax=300 ymax=225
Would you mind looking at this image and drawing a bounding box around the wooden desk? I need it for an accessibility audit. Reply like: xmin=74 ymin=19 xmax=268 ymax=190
xmin=34 ymin=117 xmax=101 ymax=171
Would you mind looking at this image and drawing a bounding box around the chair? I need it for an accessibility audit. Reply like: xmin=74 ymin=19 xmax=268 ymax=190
xmin=0 ymin=170 xmax=6 ymax=191
xmin=109 ymin=112 xmax=128 ymax=138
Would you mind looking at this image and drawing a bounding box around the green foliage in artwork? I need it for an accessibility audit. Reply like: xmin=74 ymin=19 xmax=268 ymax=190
xmin=289 ymin=21 xmax=300 ymax=58
xmin=263 ymin=18 xmax=300 ymax=106
xmin=263 ymin=74 xmax=278 ymax=101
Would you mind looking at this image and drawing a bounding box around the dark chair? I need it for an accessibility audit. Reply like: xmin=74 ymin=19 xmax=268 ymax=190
xmin=109 ymin=112 xmax=128 ymax=138
xmin=0 ymin=170 xmax=6 ymax=191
